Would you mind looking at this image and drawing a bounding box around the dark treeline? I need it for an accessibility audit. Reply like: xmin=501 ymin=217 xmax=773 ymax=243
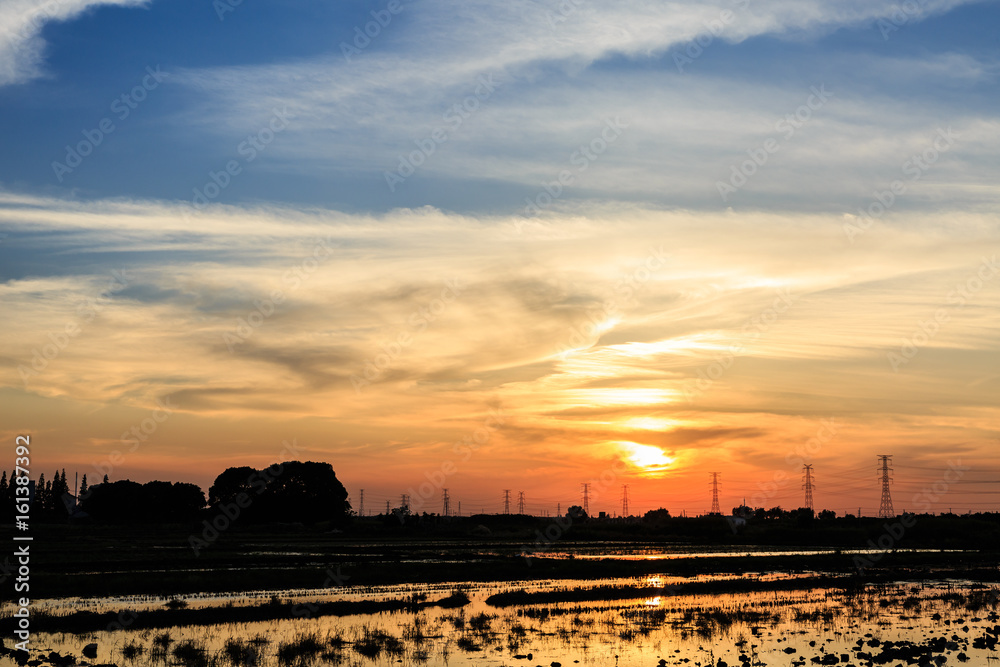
xmin=1 ymin=468 xmax=73 ymax=522
xmin=0 ymin=460 xmax=350 ymax=526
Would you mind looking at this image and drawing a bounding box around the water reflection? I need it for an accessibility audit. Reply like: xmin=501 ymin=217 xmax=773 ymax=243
xmin=20 ymin=579 xmax=999 ymax=667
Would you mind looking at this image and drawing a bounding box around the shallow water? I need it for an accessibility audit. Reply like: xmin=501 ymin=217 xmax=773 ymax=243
xmin=21 ymin=578 xmax=1000 ymax=667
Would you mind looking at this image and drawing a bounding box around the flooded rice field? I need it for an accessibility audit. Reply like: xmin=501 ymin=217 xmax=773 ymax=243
xmin=13 ymin=576 xmax=1000 ymax=667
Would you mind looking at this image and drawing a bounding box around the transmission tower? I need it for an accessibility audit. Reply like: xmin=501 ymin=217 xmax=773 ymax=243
xmin=621 ymin=484 xmax=630 ymax=516
xmin=581 ymin=483 xmax=591 ymax=515
xmin=877 ymin=455 xmax=894 ymax=518
xmin=557 ymin=502 xmax=561 ymax=516
xmin=385 ymin=500 xmax=390 ymax=514
xmin=709 ymin=472 xmax=721 ymax=515
xmin=401 ymin=494 xmax=410 ymax=510
xmin=517 ymin=491 xmax=525 ymax=514
xmin=442 ymin=488 xmax=450 ymax=517
xmin=503 ymin=489 xmax=511 ymax=514
xmin=359 ymin=489 xmax=365 ymax=517
xmin=802 ymin=465 xmax=814 ymax=510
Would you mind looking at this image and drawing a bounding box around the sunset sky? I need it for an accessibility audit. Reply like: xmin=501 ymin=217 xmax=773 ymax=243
xmin=1 ymin=0 xmax=998 ymax=517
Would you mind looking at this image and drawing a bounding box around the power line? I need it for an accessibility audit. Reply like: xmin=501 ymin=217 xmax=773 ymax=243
xmin=802 ymin=465 xmax=814 ymax=511
xmin=878 ymin=455 xmax=894 ymax=519
xmin=709 ymin=472 xmax=721 ymax=515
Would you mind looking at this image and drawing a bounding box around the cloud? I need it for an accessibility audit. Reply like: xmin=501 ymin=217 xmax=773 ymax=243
xmin=164 ymin=0 xmax=997 ymax=213
xmin=2 ymin=194 xmax=996 ymax=457
xmin=0 ymin=0 xmax=149 ymax=86
xmin=0 ymin=192 xmax=995 ymax=508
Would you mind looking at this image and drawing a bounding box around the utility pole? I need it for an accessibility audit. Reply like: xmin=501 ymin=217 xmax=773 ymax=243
xmin=877 ymin=455 xmax=894 ymax=519
xmin=709 ymin=472 xmax=721 ymax=515
xmin=442 ymin=488 xmax=450 ymax=517
xmin=517 ymin=491 xmax=525 ymax=515
xmin=581 ymin=483 xmax=591 ymax=515
xmin=621 ymin=484 xmax=629 ymax=517
xmin=503 ymin=489 xmax=511 ymax=514
xmin=802 ymin=465 xmax=814 ymax=511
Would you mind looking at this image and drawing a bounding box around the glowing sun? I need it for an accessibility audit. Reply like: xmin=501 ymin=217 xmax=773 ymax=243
xmin=618 ymin=441 xmax=674 ymax=474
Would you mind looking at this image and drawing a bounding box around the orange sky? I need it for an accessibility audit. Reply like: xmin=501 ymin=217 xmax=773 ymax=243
xmin=2 ymin=198 xmax=998 ymax=516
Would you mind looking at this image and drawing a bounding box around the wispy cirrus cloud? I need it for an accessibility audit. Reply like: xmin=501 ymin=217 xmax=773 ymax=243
xmin=166 ymin=0 xmax=998 ymax=212
xmin=0 ymin=193 xmax=996 ymax=499
xmin=0 ymin=0 xmax=149 ymax=86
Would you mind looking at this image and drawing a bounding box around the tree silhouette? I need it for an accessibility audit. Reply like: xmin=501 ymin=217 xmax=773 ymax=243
xmin=208 ymin=460 xmax=351 ymax=525
xmin=80 ymin=480 xmax=206 ymax=523
xmin=208 ymin=466 xmax=258 ymax=506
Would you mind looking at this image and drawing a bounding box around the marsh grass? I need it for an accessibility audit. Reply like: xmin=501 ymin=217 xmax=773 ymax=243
xmin=171 ymin=640 xmax=209 ymax=667
xmin=352 ymin=627 xmax=404 ymax=659
xmin=276 ymin=633 xmax=326 ymax=663
xmin=223 ymin=638 xmax=264 ymax=666
xmin=454 ymin=635 xmax=481 ymax=652
xmin=24 ymin=592 xmax=471 ymax=634
xmin=121 ymin=640 xmax=145 ymax=660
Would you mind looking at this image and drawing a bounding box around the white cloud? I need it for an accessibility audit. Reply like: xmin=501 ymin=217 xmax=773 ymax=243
xmin=167 ymin=0 xmax=996 ymax=212
xmin=1 ymin=193 xmax=996 ymax=496
xmin=0 ymin=0 xmax=148 ymax=86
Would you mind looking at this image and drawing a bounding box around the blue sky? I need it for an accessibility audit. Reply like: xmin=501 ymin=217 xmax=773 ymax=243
xmin=1 ymin=0 xmax=998 ymax=513
xmin=2 ymin=0 xmax=997 ymax=214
